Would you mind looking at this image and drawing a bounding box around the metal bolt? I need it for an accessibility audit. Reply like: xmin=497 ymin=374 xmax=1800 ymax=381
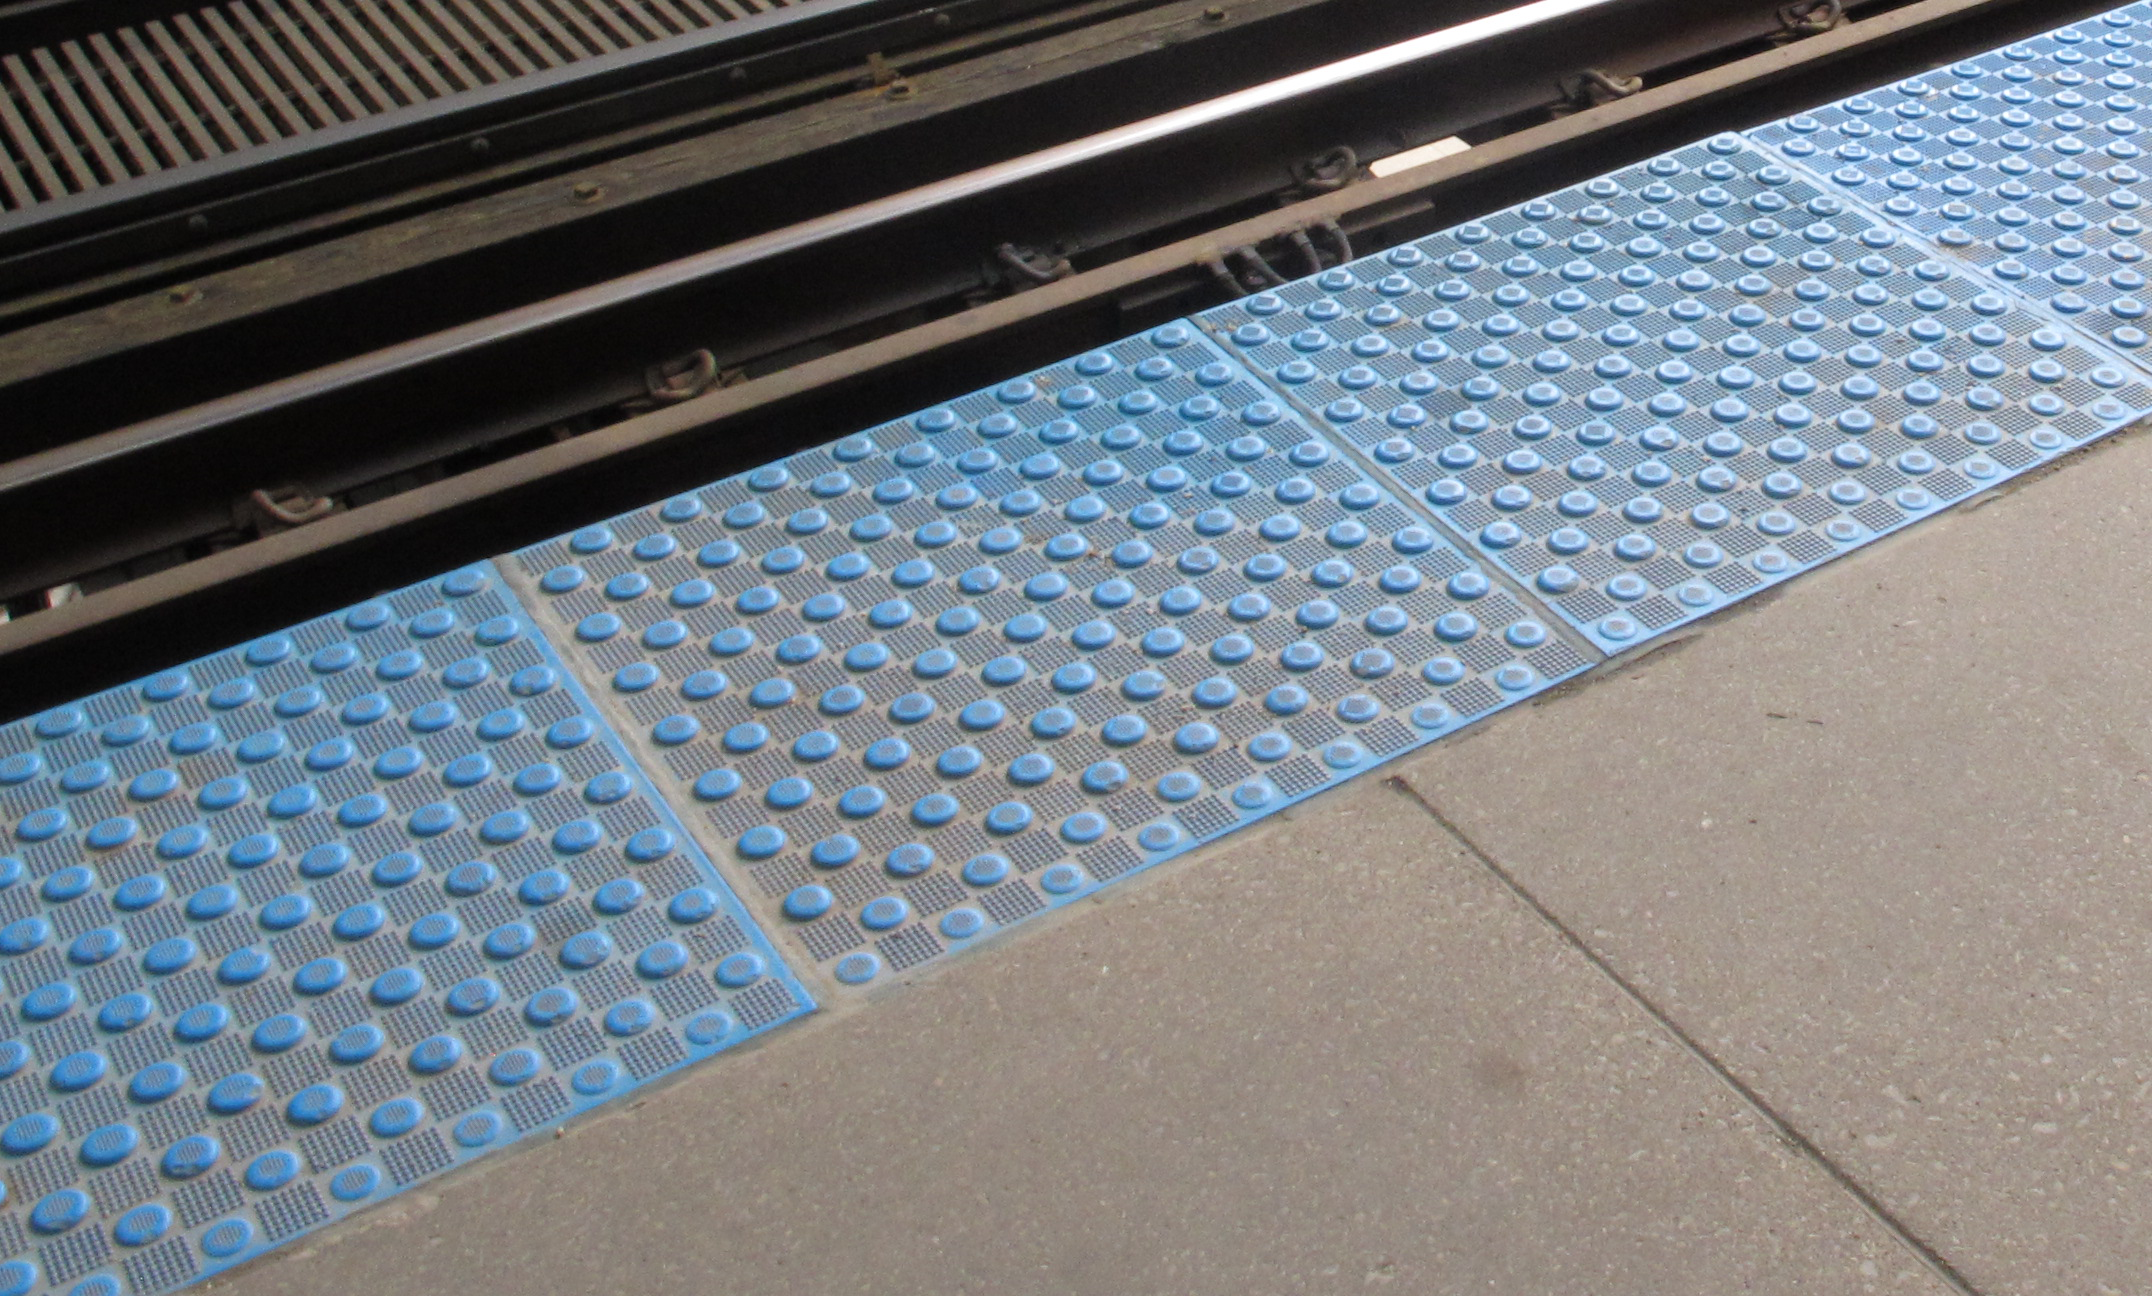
xmin=572 ymin=182 xmax=604 ymax=203
xmin=932 ymin=10 xmax=951 ymax=24
xmin=166 ymin=285 xmax=201 ymax=306
xmin=185 ymin=213 xmax=209 ymax=234
xmin=1202 ymin=6 xmax=1227 ymax=20
xmin=469 ymin=136 xmax=491 ymax=155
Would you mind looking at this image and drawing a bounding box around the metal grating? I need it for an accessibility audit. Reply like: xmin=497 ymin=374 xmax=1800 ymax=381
xmin=0 ymin=0 xmax=800 ymax=212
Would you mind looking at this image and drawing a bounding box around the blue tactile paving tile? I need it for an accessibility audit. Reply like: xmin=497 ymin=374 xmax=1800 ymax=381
xmin=500 ymin=326 xmax=1594 ymax=990
xmin=16 ymin=9 xmax=2152 ymax=1285
xmin=1751 ymin=4 xmax=2152 ymax=359
xmin=1195 ymin=135 xmax=2152 ymax=653
xmin=0 ymin=566 xmax=811 ymax=1296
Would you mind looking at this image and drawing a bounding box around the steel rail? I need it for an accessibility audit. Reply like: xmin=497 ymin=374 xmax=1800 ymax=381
xmin=0 ymin=0 xmax=2087 ymax=722
xmin=0 ymin=0 xmax=1097 ymax=284
xmin=0 ymin=0 xmax=1632 ymax=496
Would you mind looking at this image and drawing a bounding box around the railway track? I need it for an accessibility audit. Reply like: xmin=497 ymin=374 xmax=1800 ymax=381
xmin=0 ymin=0 xmax=1099 ymax=292
xmin=0 ymin=0 xmax=2116 ymax=716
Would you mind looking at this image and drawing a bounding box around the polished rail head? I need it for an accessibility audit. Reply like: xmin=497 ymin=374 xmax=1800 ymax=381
xmin=0 ymin=0 xmax=1635 ymax=495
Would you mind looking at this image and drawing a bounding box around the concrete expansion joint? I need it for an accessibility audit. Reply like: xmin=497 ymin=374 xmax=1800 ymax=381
xmin=1379 ymin=773 xmax=1985 ymax=1296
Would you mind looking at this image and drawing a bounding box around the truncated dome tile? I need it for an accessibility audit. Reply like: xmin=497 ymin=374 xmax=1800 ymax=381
xmin=3 ymin=12 xmax=2151 ymax=1294
xmin=502 ymin=326 xmax=1593 ymax=991
xmin=1197 ymin=135 xmax=2152 ymax=653
xmin=1751 ymin=4 xmax=2152 ymax=357
xmin=0 ymin=565 xmax=809 ymax=1296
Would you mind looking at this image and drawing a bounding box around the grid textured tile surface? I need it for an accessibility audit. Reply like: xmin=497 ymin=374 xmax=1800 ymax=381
xmin=0 ymin=566 xmax=809 ymax=1296
xmin=1751 ymin=5 xmax=2152 ymax=355
xmin=502 ymin=328 xmax=1593 ymax=990
xmin=1195 ymin=135 xmax=2152 ymax=652
xmin=14 ymin=7 xmax=2152 ymax=1292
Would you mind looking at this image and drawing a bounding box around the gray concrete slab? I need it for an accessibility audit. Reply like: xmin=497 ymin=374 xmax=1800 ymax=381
xmin=1394 ymin=429 xmax=2152 ymax=1296
xmin=207 ymin=773 xmax=1937 ymax=1296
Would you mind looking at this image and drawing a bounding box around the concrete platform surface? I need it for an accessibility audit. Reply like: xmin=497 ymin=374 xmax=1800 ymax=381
xmin=1399 ymin=427 xmax=2152 ymax=1296
xmin=208 ymin=765 xmax=1944 ymax=1295
xmin=176 ymin=262 xmax=2152 ymax=1296
xmin=189 ymin=413 xmax=2152 ymax=1296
